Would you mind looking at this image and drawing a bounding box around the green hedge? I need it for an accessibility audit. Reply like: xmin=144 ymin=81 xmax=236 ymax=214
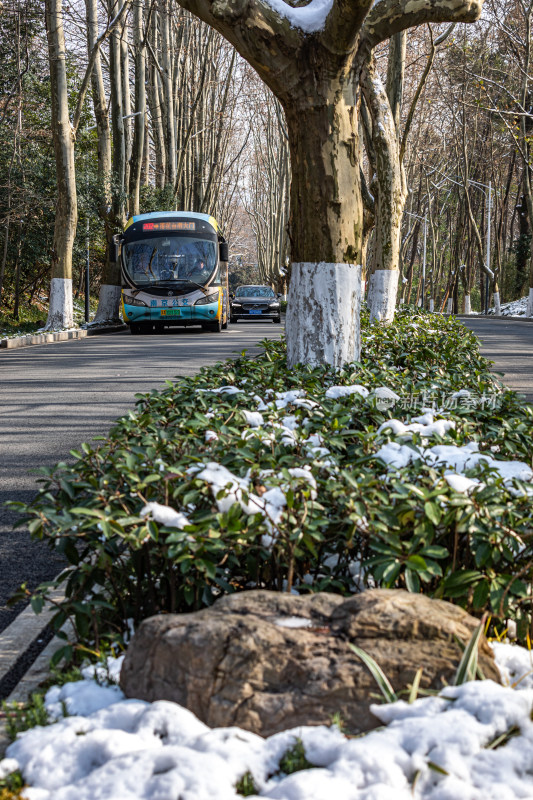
xmin=11 ymin=308 xmax=533 ymax=660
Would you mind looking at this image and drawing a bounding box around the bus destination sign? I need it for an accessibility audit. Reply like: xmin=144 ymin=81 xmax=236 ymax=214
xmin=142 ymin=222 xmax=196 ymax=232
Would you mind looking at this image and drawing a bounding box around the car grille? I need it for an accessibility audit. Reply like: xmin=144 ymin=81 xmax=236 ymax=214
xmin=242 ymin=303 xmax=269 ymax=311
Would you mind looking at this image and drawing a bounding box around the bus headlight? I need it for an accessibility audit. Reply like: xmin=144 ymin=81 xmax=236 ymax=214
xmin=195 ymin=291 xmax=219 ymax=305
xmin=125 ymin=295 xmax=147 ymax=307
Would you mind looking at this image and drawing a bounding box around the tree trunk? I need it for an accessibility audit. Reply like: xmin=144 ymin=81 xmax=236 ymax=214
xmin=361 ymin=56 xmax=406 ymax=323
xmin=109 ymin=0 xmax=126 ymax=228
xmin=284 ymin=83 xmax=362 ymax=368
xmin=493 ymin=281 xmax=501 ymax=315
xmin=44 ymin=0 xmax=77 ymax=330
xmin=159 ymin=0 xmax=176 ymax=188
xmin=171 ymin=0 xmax=483 ymax=366
xmin=147 ymin=15 xmax=167 ymax=190
xmin=129 ymin=0 xmax=146 ymax=216
xmin=121 ymin=27 xmax=132 ymax=194
xmin=91 ymin=0 xmax=127 ymax=326
xmin=86 ymin=0 xmax=121 ymax=324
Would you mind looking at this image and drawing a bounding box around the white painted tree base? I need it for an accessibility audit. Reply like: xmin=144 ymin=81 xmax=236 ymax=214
xmin=285 ymin=262 xmax=361 ymax=368
xmin=44 ymin=278 xmax=74 ymax=330
xmin=368 ymin=270 xmax=399 ymax=323
xmin=464 ymin=295 xmax=472 ymax=315
xmin=493 ymin=291 xmax=501 ymax=316
xmin=429 ymin=298 xmax=435 ymax=312
xmin=92 ymin=285 xmax=123 ymax=324
xmin=527 ymin=288 xmax=533 ymax=318
xmin=447 ymin=298 xmax=453 ymax=314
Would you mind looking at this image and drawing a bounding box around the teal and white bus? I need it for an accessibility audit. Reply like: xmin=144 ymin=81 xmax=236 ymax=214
xmin=119 ymin=211 xmax=229 ymax=334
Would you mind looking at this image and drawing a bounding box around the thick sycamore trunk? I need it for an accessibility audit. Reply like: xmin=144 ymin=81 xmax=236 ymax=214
xmin=284 ymin=86 xmax=363 ymax=367
xmin=45 ymin=0 xmax=77 ymax=330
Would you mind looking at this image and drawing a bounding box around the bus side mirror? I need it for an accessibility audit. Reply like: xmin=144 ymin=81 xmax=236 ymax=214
xmin=109 ymin=234 xmax=122 ymax=264
xmin=219 ymin=241 xmax=229 ymax=262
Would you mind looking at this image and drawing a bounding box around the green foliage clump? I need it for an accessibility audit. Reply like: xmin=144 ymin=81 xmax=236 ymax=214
xmin=235 ymin=772 xmax=258 ymax=796
xmin=0 ymin=299 xmax=46 ymax=337
xmin=1 ymin=694 xmax=48 ymax=743
xmin=235 ymin=739 xmax=317 ymax=795
xmin=10 ymin=309 xmax=533 ymax=660
xmin=0 ymin=770 xmax=25 ymax=800
xmin=277 ymin=739 xmax=317 ymax=775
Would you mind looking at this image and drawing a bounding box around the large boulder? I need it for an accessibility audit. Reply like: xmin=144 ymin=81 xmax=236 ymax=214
xmin=120 ymin=589 xmax=500 ymax=736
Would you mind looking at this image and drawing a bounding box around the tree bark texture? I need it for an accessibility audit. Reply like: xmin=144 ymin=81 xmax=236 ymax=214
xmin=86 ymin=0 xmax=122 ymax=322
xmin=109 ymin=0 xmax=127 ymax=229
xmin=129 ymin=0 xmax=146 ymax=216
xmin=361 ymin=55 xmax=407 ymax=322
xmin=45 ymin=0 xmax=77 ymax=329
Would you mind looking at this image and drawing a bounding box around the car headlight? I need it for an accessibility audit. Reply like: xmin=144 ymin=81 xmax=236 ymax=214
xmin=125 ymin=295 xmax=147 ymax=307
xmin=268 ymin=302 xmax=280 ymax=308
xmin=231 ymin=301 xmax=242 ymax=307
xmin=195 ymin=291 xmax=220 ymax=305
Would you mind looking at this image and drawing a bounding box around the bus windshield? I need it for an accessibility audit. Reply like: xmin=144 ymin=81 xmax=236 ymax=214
xmin=123 ymin=236 xmax=217 ymax=287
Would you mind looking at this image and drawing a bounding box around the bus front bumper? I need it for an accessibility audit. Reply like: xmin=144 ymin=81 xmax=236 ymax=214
xmin=123 ymin=302 xmax=220 ymax=325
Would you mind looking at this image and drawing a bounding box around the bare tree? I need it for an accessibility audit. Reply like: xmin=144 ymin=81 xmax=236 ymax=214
xmin=246 ymin=88 xmax=290 ymax=290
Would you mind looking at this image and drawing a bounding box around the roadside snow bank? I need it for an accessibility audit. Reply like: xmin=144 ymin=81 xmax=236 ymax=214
xmin=488 ymin=296 xmax=529 ymax=316
xmin=3 ymin=646 xmax=533 ymax=799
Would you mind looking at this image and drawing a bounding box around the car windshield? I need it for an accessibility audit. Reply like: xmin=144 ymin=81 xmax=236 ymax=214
xmin=235 ymin=286 xmax=275 ymax=298
xmin=123 ymin=236 xmax=217 ymax=286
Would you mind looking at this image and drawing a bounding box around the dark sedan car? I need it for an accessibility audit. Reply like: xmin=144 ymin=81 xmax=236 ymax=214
xmin=230 ymin=285 xmax=281 ymax=323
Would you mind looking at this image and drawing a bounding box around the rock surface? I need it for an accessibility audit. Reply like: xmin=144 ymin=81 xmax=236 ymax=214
xmin=120 ymin=589 xmax=500 ymax=736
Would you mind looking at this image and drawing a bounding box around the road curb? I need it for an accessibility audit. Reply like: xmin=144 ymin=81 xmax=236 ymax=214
xmin=0 ymin=589 xmax=67 ymax=757
xmin=0 ymin=628 xmax=70 ymax=758
xmin=0 ymin=329 xmax=87 ymax=349
xmin=86 ymin=323 xmax=128 ymax=336
xmin=0 ymin=589 xmax=64 ymax=686
xmin=0 ymin=324 xmax=128 ymax=350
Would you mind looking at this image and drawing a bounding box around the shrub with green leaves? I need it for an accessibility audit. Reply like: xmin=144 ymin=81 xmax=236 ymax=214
xmin=10 ymin=308 xmax=533 ymax=659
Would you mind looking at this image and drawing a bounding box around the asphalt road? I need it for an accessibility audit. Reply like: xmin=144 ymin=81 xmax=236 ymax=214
xmin=0 ymin=321 xmax=283 ymax=632
xmin=461 ymin=317 xmax=533 ymax=403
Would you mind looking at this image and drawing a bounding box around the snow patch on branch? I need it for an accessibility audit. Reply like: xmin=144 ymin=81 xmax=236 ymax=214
xmin=262 ymin=0 xmax=334 ymax=33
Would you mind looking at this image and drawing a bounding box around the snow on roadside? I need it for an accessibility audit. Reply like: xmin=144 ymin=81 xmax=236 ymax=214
xmin=487 ymin=296 xmax=529 ymax=317
xmin=3 ymin=645 xmax=533 ymax=799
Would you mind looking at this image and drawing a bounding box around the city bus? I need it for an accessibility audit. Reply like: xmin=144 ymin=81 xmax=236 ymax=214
xmin=117 ymin=211 xmax=230 ymax=334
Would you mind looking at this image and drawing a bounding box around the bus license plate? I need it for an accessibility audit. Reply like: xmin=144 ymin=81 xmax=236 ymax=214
xmin=249 ymin=309 xmax=262 ymax=315
xmin=161 ymin=309 xmax=180 ymax=316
